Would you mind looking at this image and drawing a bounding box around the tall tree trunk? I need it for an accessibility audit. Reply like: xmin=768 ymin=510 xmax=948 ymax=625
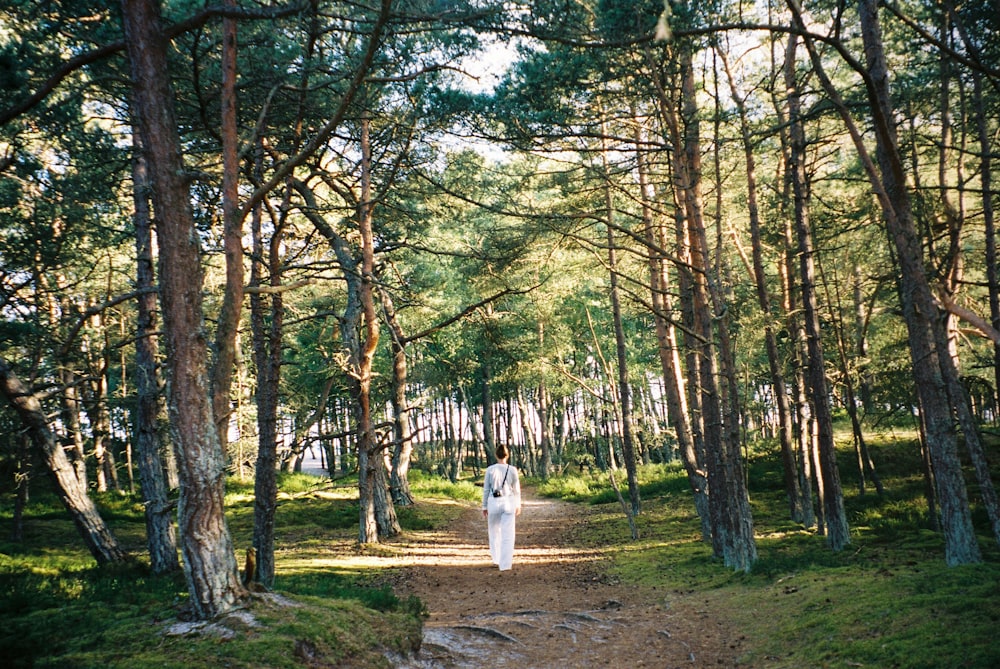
xmin=634 ymin=111 xmax=710 ymax=540
xmin=819 ymin=260 xmax=883 ymax=497
xmin=482 ymin=355 xmax=496 ymax=459
xmin=0 ymin=358 xmax=128 ymax=565
xmin=209 ymin=0 xmax=245 ymax=452
xmin=720 ymin=47 xmax=803 ymax=524
xmin=600 ymin=112 xmax=640 ymax=516
xmin=852 ymin=0 xmax=981 ymax=563
xmin=967 ymin=66 xmax=1000 ymax=421
xmin=86 ymin=330 xmax=118 ymax=493
xmin=121 ymin=0 xmax=246 ymax=615
xmin=536 ymin=369 xmax=553 ymax=480
xmin=671 ymin=45 xmax=756 ymax=570
xmin=249 ymin=171 xmax=283 ymax=587
xmin=356 ymin=114 xmax=398 ymax=542
xmin=132 ymin=124 xmax=179 ymax=574
xmin=648 ymin=57 xmax=712 ymax=535
xmin=784 ymin=36 xmax=850 ymax=550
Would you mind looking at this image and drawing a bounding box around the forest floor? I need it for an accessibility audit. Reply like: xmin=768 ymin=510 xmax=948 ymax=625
xmin=381 ymin=489 xmax=744 ymax=668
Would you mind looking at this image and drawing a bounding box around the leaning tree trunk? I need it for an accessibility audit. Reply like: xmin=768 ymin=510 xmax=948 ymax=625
xmin=853 ymin=0 xmax=980 ymax=564
xmin=121 ymin=0 xmax=246 ymax=616
xmin=132 ymin=124 xmax=179 ymax=574
xmin=0 ymin=358 xmax=128 ymax=565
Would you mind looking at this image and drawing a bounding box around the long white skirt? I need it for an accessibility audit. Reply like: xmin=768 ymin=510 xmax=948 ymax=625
xmin=486 ymin=496 xmax=517 ymax=570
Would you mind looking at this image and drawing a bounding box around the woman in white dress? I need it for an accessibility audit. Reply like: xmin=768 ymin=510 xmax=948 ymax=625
xmin=481 ymin=444 xmax=522 ymax=571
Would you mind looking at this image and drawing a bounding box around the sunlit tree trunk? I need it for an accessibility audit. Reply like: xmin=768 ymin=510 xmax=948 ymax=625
xmin=209 ymin=0 xmax=245 ymax=452
xmin=357 ymin=114 xmax=399 ymax=542
xmin=634 ymin=110 xmax=710 ymax=540
xmin=382 ymin=289 xmax=415 ymax=506
xmin=121 ymin=0 xmax=246 ymax=615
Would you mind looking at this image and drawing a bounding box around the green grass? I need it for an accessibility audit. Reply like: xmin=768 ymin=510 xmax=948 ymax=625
xmin=0 ymin=469 xmax=457 ymax=669
xmin=541 ymin=441 xmax=1000 ymax=669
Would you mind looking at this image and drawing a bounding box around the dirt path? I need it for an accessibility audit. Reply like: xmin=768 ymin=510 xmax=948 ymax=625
xmin=386 ymin=489 xmax=742 ymax=668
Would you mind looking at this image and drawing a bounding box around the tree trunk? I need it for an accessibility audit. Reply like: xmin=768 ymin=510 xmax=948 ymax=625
xmin=11 ymin=433 xmax=30 ymax=542
xmin=121 ymin=0 xmax=246 ymax=615
xmin=670 ymin=46 xmax=756 ymax=570
xmin=854 ymin=0 xmax=980 ymax=564
xmin=382 ymin=289 xmax=415 ymax=506
xmin=971 ymin=69 xmax=1000 ymax=421
xmin=634 ymin=114 xmax=710 ymax=540
xmin=785 ymin=37 xmax=850 ymax=551
xmin=132 ymin=124 xmax=180 ymax=574
xmin=0 ymin=358 xmax=128 ymax=565
xmin=249 ymin=173 xmax=283 ymax=587
xmin=536 ymin=376 xmax=553 ymax=479
xmin=209 ymin=0 xmax=245 ymax=452
xmin=600 ymin=113 xmax=640 ymax=516
xmin=720 ymin=48 xmax=803 ymax=524
xmin=357 ymin=114 xmax=398 ymax=542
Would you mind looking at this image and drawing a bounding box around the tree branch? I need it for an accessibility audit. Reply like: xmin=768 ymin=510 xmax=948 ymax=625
xmin=0 ymin=2 xmax=308 ymax=126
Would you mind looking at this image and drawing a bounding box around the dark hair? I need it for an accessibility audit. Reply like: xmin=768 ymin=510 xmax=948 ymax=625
xmin=495 ymin=444 xmax=509 ymax=461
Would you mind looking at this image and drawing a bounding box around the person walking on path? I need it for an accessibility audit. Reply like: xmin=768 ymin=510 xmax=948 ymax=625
xmin=482 ymin=444 xmax=522 ymax=571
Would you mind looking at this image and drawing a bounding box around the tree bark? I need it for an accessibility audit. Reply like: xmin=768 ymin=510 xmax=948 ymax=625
xmin=719 ymin=47 xmax=803 ymax=524
xmin=132 ymin=124 xmax=180 ymax=574
xmin=785 ymin=36 xmax=850 ymax=551
xmin=634 ymin=113 xmax=710 ymax=541
xmin=0 ymin=358 xmax=128 ymax=565
xmin=600 ymin=112 xmax=640 ymax=516
xmin=673 ymin=45 xmax=756 ymax=570
xmin=250 ymin=164 xmax=283 ymax=587
xmin=381 ymin=289 xmax=416 ymax=506
xmin=209 ymin=0 xmax=245 ymax=451
xmin=853 ymin=0 xmax=980 ymax=563
xmin=120 ymin=0 xmax=246 ymax=615
xmin=357 ymin=114 xmax=399 ymax=542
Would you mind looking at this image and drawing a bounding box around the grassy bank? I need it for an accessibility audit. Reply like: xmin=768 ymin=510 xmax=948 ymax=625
xmin=0 ymin=471 xmax=477 ymax=669
xmin=537 ymin=436 xmax=1000 ymax=668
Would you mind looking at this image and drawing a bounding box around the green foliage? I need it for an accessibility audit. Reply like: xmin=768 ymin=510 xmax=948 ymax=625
xmin=407 ymin=469 xmax=481 ymax=503
xmin=536 ymin=463 xmax=690 ymax=503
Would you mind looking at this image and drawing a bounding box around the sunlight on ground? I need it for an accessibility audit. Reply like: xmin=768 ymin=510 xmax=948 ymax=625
xmin=276 ymin=495 xmax=603 ymax=577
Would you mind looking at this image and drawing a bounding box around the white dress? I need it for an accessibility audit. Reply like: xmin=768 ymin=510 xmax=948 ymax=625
xmin=482 ymin=462 xmax=522 ymax=570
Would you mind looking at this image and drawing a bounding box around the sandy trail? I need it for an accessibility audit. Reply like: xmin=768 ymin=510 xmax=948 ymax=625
xmin=385 ymin=489 xmax=741 ymax=668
